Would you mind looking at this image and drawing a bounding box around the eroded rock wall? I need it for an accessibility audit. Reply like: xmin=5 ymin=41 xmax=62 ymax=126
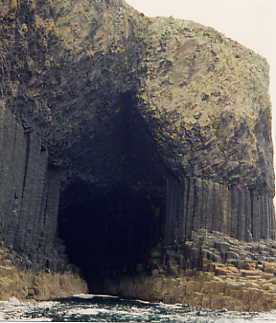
xmin=0 ymin=0 xmax=275 ymax=275
xmin=0 ymin=101 xmax=66 ymax=270
xmin=165 ymin=175 xmax=275 ymax=245
xmin=137 ymin=17 xmax=275 ymax=243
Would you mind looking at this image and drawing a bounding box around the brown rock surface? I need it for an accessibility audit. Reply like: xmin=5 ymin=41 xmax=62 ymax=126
xmin=0 ymin=0 xmax=275 ymax=293
xmin=102 ymin=262 xmax=276 ymax=311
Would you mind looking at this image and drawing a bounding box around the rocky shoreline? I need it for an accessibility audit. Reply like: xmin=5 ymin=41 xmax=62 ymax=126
xmin=101 ymin=231 xmax=276 ymax=312
xmin=102 ymin=265 xmax=276 ymax=312
xmin=0 ymin=0 xmax=275 ymax=313
xmin=1 ymin=231 xmax=276 ymax=312
xmin=164 ymin=230 xmax=276 ymax=272
xmin=0 ymin=245 xmax=87 ymax=301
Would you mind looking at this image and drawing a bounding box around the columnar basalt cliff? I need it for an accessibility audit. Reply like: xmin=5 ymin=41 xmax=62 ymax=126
xmin=0 ymin=0 xmax=275 ymax=291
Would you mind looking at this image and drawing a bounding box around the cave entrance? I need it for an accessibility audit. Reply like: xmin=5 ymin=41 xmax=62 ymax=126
xmin=58 ymin=93 xmax=167 ymax=291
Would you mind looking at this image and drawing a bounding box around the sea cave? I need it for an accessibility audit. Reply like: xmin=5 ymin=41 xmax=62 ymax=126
xmin=57 ymin=93 xmax=167 ymax=290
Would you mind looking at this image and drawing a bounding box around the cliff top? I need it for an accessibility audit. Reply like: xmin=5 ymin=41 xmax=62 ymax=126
xmin=0 ymin=0 xmax=274 ymax=190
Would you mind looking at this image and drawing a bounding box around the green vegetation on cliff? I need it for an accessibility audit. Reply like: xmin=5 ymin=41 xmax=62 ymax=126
xmin=0 ymin=0 xmax=275 ymax=308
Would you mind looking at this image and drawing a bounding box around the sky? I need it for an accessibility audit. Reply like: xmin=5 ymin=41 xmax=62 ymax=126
xmin=127 ymin=0 xmax=276 ymax=166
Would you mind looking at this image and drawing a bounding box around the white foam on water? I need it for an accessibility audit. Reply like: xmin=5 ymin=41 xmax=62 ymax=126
xmin=209 ymin=312 xmax=276 ymax=323
xmin=0 ymin=299 xmax=58 ymax=321
xmin=1 ymin=295 xmax=276 ymax=322
xmin=66 ymin=307 xmax=111 ymax=316
xmin=74 ymin=293 xmax=119 ymax=299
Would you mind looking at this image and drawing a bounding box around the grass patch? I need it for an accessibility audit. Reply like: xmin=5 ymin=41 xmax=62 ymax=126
xmin=0 ymin=248 xmax=87 ymax=301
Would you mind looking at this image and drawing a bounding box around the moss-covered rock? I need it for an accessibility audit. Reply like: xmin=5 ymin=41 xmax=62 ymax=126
xmin=0 ymin=1 xmax=273 ymax=191
xmin=0 ymin=0 xmax=275 ymax=292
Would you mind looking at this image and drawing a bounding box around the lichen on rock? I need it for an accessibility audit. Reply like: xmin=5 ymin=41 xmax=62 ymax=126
xmin=138 ymin=17 xmax=273 ymax=189
xmin=0 ymin=0 xmax=275 ymax=302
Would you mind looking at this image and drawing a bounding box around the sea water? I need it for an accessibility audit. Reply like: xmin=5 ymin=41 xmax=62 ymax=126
xmin=1 ymin=295 xmax=276 ymax=322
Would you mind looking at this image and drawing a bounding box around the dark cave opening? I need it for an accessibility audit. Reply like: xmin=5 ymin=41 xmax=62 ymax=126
xmin=58 ymin=93 xmax=167 ymax=291
xmin=58 ymin=182 xmax=165 ymax=289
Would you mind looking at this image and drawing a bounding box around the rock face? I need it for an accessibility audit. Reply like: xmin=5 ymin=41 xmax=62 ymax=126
xmin=0 ymin=0 xmax=275 ymax=286
xmin=0 ymin=104 xmax=65 ymax=270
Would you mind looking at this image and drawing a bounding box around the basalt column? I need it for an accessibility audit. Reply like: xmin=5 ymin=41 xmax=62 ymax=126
xmin=0 ymin=102 xmax=65 ymax=270
xmin=165 ymin=175 xmax=276 ymax=244
xmin=0 ymin=0 xmax=275 ymax=278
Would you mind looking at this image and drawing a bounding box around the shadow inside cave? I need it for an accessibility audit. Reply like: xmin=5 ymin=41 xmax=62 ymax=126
xmin=57 ymin=93 xmax=167 ymax=291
